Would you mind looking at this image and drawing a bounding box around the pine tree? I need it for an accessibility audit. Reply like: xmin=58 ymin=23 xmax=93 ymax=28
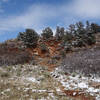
xmin=41 ymin=27 xmax=53 ymax=39
xmin=18 ymin=29 xmax=39 ymax=48
xmin=55 ymin=26 xmax=65 ymax=40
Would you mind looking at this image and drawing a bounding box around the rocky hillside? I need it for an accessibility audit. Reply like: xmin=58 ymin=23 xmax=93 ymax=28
xmin=0 ymin=21 xmax=100 ymax=100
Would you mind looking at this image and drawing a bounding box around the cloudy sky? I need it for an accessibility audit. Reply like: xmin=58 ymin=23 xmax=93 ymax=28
xmin=0 ymin=0 xmax=100 ymax=42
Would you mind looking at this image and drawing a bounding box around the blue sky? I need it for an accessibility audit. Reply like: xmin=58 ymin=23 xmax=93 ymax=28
xmin=0 ymin=0 xmax=100 ymax=42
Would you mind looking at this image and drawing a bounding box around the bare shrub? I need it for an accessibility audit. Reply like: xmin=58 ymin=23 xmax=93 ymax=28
xmin=62 ymin=47 xmax=100 ymax=76
xmin=0 ymin=42 xmax=31 ymax=66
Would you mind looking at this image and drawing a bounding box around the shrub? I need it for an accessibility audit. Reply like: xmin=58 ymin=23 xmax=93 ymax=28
xmin=73 ymin=21 xmax=96 ymax=46
xmin=41 ymin=27 xmax=53 ymax=39
xmin=39 ymin=43 xmax=48 ymax=53
xmin=86 ymin=21 xmax=91 ymax=32
xmin=48 ymin=58 xmax=58 ymax=64
xmin=51 ymin=55 xmax=61 ymax=60
xmin=60 ymin=50 xmax=66 ymax=59
xmin=85 ymin=34 xmax=96 ymax=45
xmin=0 ymin=42 xmax=31 ymax=66
xmin=91 ymin=23 xmax=100 ymax=33
xmin=0 ymin=50 xmax=31 ymax=66
xmin=76 ymin=39 xmax=85 ymax=47
xmin=68 ymin=24 xmax=76 ymax=34
xmin=18 ymin=29 xmax=39 ymax=48
xmin=61 ymin=47 xmax=100 ymax=76
xmin=63 ymin=32 xmax=73 ymax=43
xmin=64 ymin=42 xmax=72 ymax=52
xmin=75 ymin=21 xmax=86 ymax=37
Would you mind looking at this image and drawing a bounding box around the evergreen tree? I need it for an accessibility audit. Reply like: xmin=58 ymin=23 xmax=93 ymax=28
xmin=41 ymin=27 xmax=53 ymax=39
xmin=18 ymin=29 xmax=39 ymax=48
xmin=55 ymin=26 xmax=65 ymax=40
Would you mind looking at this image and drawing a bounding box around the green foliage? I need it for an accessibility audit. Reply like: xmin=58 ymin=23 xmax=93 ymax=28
xmin=63 ymin=32 xmax=73 ymax=43
xmin=18 ymin=29 xmax=39 ymax=48
xmin=69 ymin=24 xmax=76 ymax=34
xmin=75 ymin=21 xmax=86 ymax=37
xmin=85 ymin=34 xmax=96 ymax=45
xmin=73 ymin=21 xmax=96 ymax=46
xmin=55 ymin=26 xmax=65 ymax=40
xmin=41 ymin=27 xmax=53 ymax=39
xmin=39 ymin=43 xmax=48 ymax=52
xmin=91 ymin=23 xmax=100 ymax=33
xmin=61 ymin=21 xmax=96 ymax=47
xmin=64 ymin=42 xmax=72 ymax=52
xmin=76 ymin=39 xmax=85 ymax=47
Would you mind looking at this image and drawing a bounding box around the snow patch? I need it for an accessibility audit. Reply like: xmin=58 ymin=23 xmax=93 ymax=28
xmin=26 ymin=77 xmax=39 ymax=83
xmin=51 ymin=67 xmax=100 ymax=100
xmin=32 ymin=89 xmax=47 ymax=93
xmin=78 ymin=82 xmax=88 ymax=88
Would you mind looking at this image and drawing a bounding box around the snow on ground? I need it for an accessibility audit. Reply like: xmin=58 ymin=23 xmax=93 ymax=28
xmin=25 ymin=77 xmax=40 ymax=84
xmin=51 ymin=67 xmax=100 ymax=100
xmin=0 ymin=64 xmax=70 ymax=100
xmin=0 ymin=64 xmax=100 ymax=100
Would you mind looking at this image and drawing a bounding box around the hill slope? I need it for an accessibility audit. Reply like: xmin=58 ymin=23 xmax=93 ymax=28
xmin=0 ymin=33 xmax=100 ymax=100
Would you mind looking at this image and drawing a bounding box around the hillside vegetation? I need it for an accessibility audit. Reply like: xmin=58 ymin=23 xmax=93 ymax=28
xmin=0 ymin=21 xmax=99 ymax=66
xmin=0 ymin=21 xmax=100 ymax=100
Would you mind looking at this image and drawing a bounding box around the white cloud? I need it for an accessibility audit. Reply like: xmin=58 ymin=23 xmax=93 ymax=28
xmin=0 ymin=4 xmax=59 ymax=34
xmin=68 ymin=0 xmax=100 ymax=18
xmin=2 ymin=0 xmax=9 ymax=2
xmin=0 ymin=0 xmax=100 ymax=34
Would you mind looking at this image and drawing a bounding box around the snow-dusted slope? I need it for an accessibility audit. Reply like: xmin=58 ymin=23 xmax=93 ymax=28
xmin=51 ymin=67 xmax=100 ymax=100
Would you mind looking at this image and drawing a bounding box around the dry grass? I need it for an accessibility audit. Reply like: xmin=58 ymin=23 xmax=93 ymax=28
xmin=0 ymin=64 xmax=74 ymax=100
